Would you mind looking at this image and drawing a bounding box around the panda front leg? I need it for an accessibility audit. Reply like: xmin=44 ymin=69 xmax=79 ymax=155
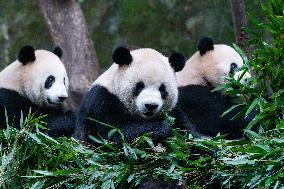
xmin=44 ymin=111 xmax=76 ymax=137
xmin=111 ymin=120 xmax=171 ymax=143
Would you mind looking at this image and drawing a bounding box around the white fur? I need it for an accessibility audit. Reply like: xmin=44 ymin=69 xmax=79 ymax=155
xmin=0 ymin=50 xmax=69 ymax=107
xmin=93 ymin=48 xmax=178 ymax=118
xmin=136 ymin=87 xmax=163 ymax=118
xmin=177 ymin=44 xmax=250 ymax=87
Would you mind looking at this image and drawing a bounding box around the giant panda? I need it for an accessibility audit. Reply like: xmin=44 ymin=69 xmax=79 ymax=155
xmin=0 ymin=45 xmax=75 ymax=137
xmin=176 ymin=37 xmax=252 ymax=139
xmin=74 ymin=46 xmax=185 ymax=143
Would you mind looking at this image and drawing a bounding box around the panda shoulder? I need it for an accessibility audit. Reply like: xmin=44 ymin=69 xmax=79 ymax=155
xmin=0 ymin=61 xmax=23 ymax=93
xmin=91 ymin=64 xmax=118 ymax=90
xmin=0 ymin=88 xmax=33 ymax=108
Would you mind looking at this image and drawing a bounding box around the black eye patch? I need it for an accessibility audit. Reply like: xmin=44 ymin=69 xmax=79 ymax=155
xmin=133 ymin=81 xmax=145 ymax=96
xmin=45 ymin=75 xmax=55 ymax=89
xmin=230 ymin=62 xmax=238 ymax=75
xmin=159 ymin=84 xmax=168 ymax=99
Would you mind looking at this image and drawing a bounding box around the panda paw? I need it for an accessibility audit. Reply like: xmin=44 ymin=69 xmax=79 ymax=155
xmin=149 ymin=121 xmax=170 ymax=141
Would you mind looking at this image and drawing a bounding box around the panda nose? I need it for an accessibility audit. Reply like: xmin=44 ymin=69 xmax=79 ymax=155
xmin=145 ymin=103 xmax=159 ymax=111
xmin=58 ymin=96 xmax=67 ymax=102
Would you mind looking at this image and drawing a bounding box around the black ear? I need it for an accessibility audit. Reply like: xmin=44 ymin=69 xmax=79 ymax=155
xmin=53 ymin=46 xmax=63 ymax=59
xmin=112 ymin=46 xmax=132 ymax=65
xmin=18 ymin=45 xmax=36 ymax=65
xmin=198 ymin=37 xmax=214 ymax=56
xmin=169 ymin=52 xmax=185 ymax=72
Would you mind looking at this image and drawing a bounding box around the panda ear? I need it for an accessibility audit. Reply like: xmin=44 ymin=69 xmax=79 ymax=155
xmin=53 ymin=46 xmax=63 ymax=59
xmin=112 ymin=46 xmax=133 ymax=66
xmin=198 ymin=37 xmax=214 ymax=56
xmin=18 ymin=45 xmax=36 ymax=65
xmin=169 ymin=52 xmax=185 ymax=72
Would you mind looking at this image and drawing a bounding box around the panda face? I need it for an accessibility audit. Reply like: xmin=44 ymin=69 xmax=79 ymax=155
xmin=44 ymin=74 xmax=68 ymax=106
xmin=94 ymin=48 xmax=183 ymax=119
xmin=23 ymin=50 xmax=69 ymax=107
xmin=119 ymin=50 xmax=178 ymax=119
xmin=210 ymin=45 xmax=250 ymax=85
xmin=133 ymin=81 xmax=169 ymax=118
xmin=177 ymin=44 xmax=250 ymax=87
xmin=0 ymin=47 xmax=69 ymax=108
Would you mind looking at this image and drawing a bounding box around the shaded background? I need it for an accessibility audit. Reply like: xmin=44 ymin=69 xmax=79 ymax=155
xmin=0 ymin=0 xmax=264 ymax=69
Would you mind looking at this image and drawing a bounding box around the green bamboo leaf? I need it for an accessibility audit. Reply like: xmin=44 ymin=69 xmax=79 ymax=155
xmin=244 ymin=129 xmax=261 ymax=139
xmin=245 ymin=98 xmax=259 ymax=116
xmin=88 ymin=135 xmax=103 ymax=144
xmin=33 ymin=170 xmax=53 ymax=176
xmin=247 ymin=174 xmax=262 ymax=188
xmin=221 ymin=155 xmax=255 ymax=165
xmin=30 ymin=180 xmax=45 ymax=189
xmin=27 ymin=132 xmax=42 ymax=144
xmin=122 ymin=144 xmax=129 ymax=156
xmin=38 ymin=131 xmax=59 ymax=144
xmin=221 ymin=103 xmax=246 ymax=117
xmin=233 ymin=43 xmax=249 ymax=64
xmin=108 ymin=129 xmax=118 ymax=139
xmin=255 ymin=144 xmax=271 ymax=152
xmin=102 ymin=179 xmax=115 ymax=189
xmin=144 ymin=136 xmax=154 ymax=148
xmin=53 ymin=168 xmax=81 ymax=176
xmin=273 ymin=181 xmax=280 ymax=189
xmin=211 ymin=84 xmax=226 ymax=92
xmin=127 ymin=174 xmax=135 ymax=183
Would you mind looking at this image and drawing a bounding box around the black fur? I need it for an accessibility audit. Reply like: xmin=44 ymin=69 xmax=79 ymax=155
xmin=74 ymin=85 xmax=170 ymax=143
xmin=198 ymin=37 xmax=214 ymax=56
xmin=45 ymin=75 xmax=55 ymax=89
xmin=112 ymin=46 xmax=133 ymax=65
xmin=44 ymin=111 xmax=76 ymax=137
xmin=159 ymin=84 xmax=168 ymax=99
xmin=177 ymin=85 xmax=253 ymax=139
xmin=133 ymin=81 xmax=145 ymax=97
xmin=169 ymin=52 xmax=185 ymax=72
xmin=230 ymin=62 xmax=238 ymax=75
xmin=18 ymin=45 xmax=36 ymax=65
xmin=0 ymin=88 xmax=75 ymax=137
xmin=53 ymin=46 xmax=63 ymax=59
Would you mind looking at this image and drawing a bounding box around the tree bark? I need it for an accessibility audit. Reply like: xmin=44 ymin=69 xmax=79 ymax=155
xmin=38 ymin=0 xmax=100 ymax=109
xmin=230 ymin=0 xmax=251 ymax=58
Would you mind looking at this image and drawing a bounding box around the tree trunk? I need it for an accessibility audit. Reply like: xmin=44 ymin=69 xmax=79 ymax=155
xmin=230 ymin=0 xmax=251 ymax=58
xmin=38 ymin=0 xmax=100 ymax=109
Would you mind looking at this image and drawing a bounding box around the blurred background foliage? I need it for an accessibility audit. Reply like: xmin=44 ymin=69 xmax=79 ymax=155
xmin=0 ymin=0 xmax=264 ymax=70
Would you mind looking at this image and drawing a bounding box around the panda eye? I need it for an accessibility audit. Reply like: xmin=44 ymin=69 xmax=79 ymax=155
xmin=45 ymin=75 xmax=55 ymax=89
xmin=159 ymin=84 xmax=168 ymax=99
xmin=230 ymin=63 xmax=238 ymax=75
xmin=133 ymin=81 xmax=145 ymax=96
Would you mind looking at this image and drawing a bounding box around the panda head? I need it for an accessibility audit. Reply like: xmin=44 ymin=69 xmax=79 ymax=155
xmin=16 ymin=45 xmax=69 ymax=107
xmin=95 ymin=47 xmax=185 ymax=119
xmin=177 ymin=37 xmax=250 ymax=87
